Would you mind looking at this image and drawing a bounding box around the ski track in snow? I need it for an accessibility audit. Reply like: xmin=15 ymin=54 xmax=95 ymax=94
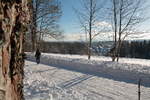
xmin=24 ymin=60 xmax=150 ymax=100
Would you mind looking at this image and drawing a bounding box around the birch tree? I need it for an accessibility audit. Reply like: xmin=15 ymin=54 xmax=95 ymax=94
xmin=75 ymin=0 xmax=107 ymax=59
xmin=109 ymin=0 xmax=147 ymax=61
xmin=30 ymin=0 xmax=62 ymax=51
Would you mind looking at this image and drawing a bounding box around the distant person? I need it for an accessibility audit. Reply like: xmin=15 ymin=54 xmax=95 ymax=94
xmin=35 ymin=48 xmax=41 ymax=64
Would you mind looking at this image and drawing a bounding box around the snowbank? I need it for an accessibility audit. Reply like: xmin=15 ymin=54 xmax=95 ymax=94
xmin=26 ymin=52 xmax=150 ymax=87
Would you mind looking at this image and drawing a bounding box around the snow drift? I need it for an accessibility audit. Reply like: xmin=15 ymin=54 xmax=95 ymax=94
xmin=26 ymin=52 xmax=150 ymax=87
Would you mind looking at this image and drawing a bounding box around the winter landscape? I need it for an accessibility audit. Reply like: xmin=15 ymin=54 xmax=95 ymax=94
xmin=24 ymin=53 xmax=150 ymax=100
xmin=1 ymin=0 xmax=150 ymax=100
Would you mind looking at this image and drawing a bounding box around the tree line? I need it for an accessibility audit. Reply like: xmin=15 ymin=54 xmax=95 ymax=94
xmin=25 ymin=40 xmax=150 ymax=60
xmin=119 ymin=40 xmax=150 ymax=59
xmin=25 ymin=41 xmax=87 ymax=55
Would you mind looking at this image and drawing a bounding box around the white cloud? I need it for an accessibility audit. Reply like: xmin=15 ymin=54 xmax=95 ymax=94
xmin=43 ymin=33 xmax=87 ymax=42
xmin=94 ymin=21 xmax=111 ymax=28
xmin=61 ymin=32 xmax=112 ymax=42
xmin=43 ymin=20 xmax=150 ymax=42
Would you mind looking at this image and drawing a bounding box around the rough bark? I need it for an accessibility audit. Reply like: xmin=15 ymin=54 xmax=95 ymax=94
xmin=0 ymin=0 xmax=30 ymax=100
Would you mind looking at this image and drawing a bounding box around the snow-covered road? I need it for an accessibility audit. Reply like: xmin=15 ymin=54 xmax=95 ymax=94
xmin=24 ymin=61 xmax=150 ymax=100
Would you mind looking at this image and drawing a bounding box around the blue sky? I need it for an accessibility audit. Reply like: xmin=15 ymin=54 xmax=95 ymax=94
xmin=58 ymin=0 xmax=150 ymax=41
xmin=59 ymin=0 xmax=82 ymax=34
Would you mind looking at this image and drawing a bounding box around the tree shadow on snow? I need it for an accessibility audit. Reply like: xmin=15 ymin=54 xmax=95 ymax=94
xmin=26 ymin=59 xmax=150 ymax=88
xmin=57 ymin=74 xmax=93 ymax=89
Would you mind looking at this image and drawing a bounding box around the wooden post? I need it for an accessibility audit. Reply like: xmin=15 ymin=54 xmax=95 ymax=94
xmin=138 ymin=78 xmax=141 ymax=100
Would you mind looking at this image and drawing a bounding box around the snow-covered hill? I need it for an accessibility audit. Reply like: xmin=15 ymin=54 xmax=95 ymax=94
xmin=24 ymin=53 xmax=150 ymax=100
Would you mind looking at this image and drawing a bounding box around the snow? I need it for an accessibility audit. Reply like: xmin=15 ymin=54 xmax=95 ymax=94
xmin=24 ymin=53 xmax=150 ymax=100
xmin=46 ymin=53 xmax=150 ymax=66
xmin=27 ymin=52 xmax=150 ymax=66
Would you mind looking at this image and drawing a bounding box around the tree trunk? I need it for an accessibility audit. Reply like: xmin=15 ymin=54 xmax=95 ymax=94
xmin=0 ymin=0 xmax=30 ymax=100
xmin=88 ymin=0 xmax=93 ymax=60
xmin=31 ymin=0 xmax=37 ymax=51
xmin=88 ymin=33 xmax=92 ymax=60
xmin=31 ymin=16 xmax=37 ymax=51
xmin=111 ymin=0 xmax=117 ymax=62
xmin=0 ymin=47 xmax=5 ymax=100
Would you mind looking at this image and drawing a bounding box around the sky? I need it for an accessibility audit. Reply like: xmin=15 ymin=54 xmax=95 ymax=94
xmin=59 ymin=0 xmax=81 ymax=34
xmin=57 ymin=0 xmax=150 ymax=41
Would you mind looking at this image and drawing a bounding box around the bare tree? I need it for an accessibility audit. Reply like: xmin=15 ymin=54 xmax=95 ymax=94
xmin=75 ymin=0 xmax=107 ymax=59
xmin=109 ymin=0 xmax=148 ymax=61
xmin=30 ymin=0 xmax=62 ymax=51
xmin=0 ymin=0 xmax=30 ymax=100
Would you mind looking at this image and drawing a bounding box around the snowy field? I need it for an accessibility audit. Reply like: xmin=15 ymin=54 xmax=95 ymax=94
xmin=24 ymin=53 xmax=150 ymax=100
xmin=44 ymin=53 xmax=150 ymax=66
